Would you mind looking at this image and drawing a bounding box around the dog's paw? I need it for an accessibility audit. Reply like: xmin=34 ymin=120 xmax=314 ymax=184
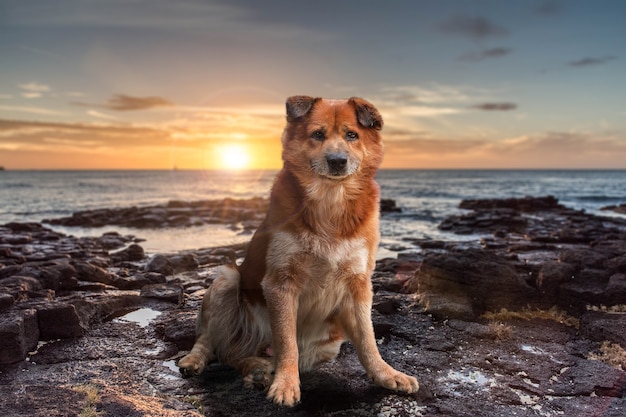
xmin=267 ymin=372 xmax=301 ymax=407
xmin=242 ymin=358 xmax=274 ymax=391
xmin=178 ymin=354 xmax=206 ymax=378
xmin=372 ymin=366 xmax=419 ymax=394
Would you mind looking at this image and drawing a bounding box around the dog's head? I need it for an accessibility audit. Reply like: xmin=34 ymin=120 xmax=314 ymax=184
xmin=281 ymin=96 xmax=383 ymax=181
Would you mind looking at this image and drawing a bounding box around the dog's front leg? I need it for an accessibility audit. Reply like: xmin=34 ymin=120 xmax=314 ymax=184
xmin=263 ymin=278 xmax=301 ymax=407
xmin=342 ymin=277 xmax=419 ymax=394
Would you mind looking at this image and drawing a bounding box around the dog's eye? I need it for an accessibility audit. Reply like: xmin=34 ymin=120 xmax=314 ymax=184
xmin=311 ymin=130 xmax=325 ymax=141
xmin=346 ymin=131 xmax=359 ymax=141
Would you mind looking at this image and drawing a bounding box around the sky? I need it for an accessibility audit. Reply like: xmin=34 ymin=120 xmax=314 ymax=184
xmin=1 ymin=0 xmax=625 ymax=170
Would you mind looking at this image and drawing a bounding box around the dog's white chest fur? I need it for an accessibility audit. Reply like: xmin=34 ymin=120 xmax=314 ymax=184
xmin=266 ymin=230 xmax=369 ymax=317
xmin=267 ymin=230 xmax=369 ymax=279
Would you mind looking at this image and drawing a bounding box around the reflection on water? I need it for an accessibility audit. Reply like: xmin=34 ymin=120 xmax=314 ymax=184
xmin=49 ymin=223 xmax=251 ymax=254
xmin=112 ymin=307 xmax=162 ymax=328
xmin=163 ymin=360 xmax=179 ymax=373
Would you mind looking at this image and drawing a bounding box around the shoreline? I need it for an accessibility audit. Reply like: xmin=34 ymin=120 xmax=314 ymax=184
xmin=1 ymin=195 xmax=625 ymax=416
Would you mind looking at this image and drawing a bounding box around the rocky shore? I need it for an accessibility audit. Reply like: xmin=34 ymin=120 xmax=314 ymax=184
xmin=1 ymin=196 xmax=625 ymax=416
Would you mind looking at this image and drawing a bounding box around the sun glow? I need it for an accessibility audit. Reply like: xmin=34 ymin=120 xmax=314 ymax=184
xmin=215 ymin=144 xmax=251 ymax=170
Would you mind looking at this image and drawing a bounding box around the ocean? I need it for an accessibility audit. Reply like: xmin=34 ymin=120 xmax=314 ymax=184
xmin=1 ymin=169 xmax=625 ymax=255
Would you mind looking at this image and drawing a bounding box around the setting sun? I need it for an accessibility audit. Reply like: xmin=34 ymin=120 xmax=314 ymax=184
xmin=215 ymin=144 xmax=251 ymax=170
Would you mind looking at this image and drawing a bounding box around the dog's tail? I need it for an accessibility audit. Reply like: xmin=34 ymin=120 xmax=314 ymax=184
xmin=208 ymin=265 xmax=272 ymax=367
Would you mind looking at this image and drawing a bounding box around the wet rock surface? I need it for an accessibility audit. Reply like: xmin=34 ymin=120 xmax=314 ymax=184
xmin=0 ymin=196 xmax=625 ymax=416
xmin=43 ymin=197 xmax=270 ymax=231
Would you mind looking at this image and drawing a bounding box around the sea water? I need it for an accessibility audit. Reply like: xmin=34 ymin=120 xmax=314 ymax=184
xmin=1 ymin=169 xmax=625 ymax=254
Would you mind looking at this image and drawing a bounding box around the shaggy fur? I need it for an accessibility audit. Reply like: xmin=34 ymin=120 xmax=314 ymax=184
xmin=178 ymin=96 xmax=419 ymax=406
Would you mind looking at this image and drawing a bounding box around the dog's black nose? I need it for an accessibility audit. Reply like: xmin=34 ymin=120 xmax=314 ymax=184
xmin=326 ymin=153 xmax=348 ymax=174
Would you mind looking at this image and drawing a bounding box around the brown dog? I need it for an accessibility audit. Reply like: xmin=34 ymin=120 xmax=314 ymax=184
xmin=178 ymin=96 xmax=419 ymax=406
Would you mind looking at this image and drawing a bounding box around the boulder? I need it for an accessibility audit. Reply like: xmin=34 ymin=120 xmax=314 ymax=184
xmin=113 ymin=272 xmax=165 ymax=290
xmin=580 ymin=311 xmax=626 ymax=348
xmin=111 ymin=244 xmax=145 ymax=263
xmin=0 ymin=292 xmax=15 ymax=310
xmin=146 ymin=254 xmax=174 ymax=276
xmin=141 ymin=284 xmax=184 ymax=305
xmin=0 ymin=309 xmax=39 ymax=364
xmin=73 ymin=261 xmax=117 ymax=286
xmin=35 ymin=302 xmax=86 ymax=340
xmin=411 ymin=249 xmax=535 ymax=319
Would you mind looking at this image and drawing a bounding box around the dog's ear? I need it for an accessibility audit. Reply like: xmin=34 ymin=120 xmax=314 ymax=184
xmin=286 ymin=96 xmax=319 ymax=122
xmin=349 ymin=97 xmax=383 ymax=130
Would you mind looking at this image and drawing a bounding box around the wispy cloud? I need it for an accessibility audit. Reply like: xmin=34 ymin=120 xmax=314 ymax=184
xmin=440 ymin=16 xmax=508 ymax=40
xmin=472 ymin=102 xmax=518 ymax=111
xmin=382 ymin=129 xmax=626 ymax=169
xmin=87 ymin=110 xmax=118 ymax=120
xmin=18 ymin=44 xmax=63 ymax=60
xmin=377 ymin=84 xmax=473 ymax=106
xmin=0 ymin=105 xmax=66 ymax=116
xmin=19 ymin=82 xmax=50 ymax=92
xmin=18 ymin=82 xmax=51 ymax=99
xmin=5 ymin=0 xmax=248 ymax=30
xmin=74 ymin=94 xmax=175 ymax=111
xmin=535 ymin=1 xmax=564 ymax=17
xmin=486 ymin=131 xmax=626 ymax=156
xmin=398 ymin=106 xmax=463 ymax=118
xmin=105 ymin=94 xmax=174 ymax=111
xmin=568 ymin=56 xmax=617 ymax=67
xmin=0 ymin=118 xmax=170 ymax=151
xmin=459 ymin=47 xmax=512 ymax=62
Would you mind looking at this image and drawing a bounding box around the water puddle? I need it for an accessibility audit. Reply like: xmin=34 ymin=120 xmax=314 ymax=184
xmin=112 ymin=307 xmax=162 ymax=328
xmin=163 ymin=360 xmax=179 ymax=373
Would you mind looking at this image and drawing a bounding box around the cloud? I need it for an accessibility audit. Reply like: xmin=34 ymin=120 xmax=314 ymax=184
xmin=381 ymin=129 xmax=626 ymax=169
xmin=535 ymin=1 xmax=564 ymax=16
xmin=87 ymin=110 xmax=118 ymax=120
xmin=19 ymin=82 xmax=51 ymax=92
xmin=0 ymin=105 xmax=67 ymax=116
xmin=377 ymin=85 xmax=473 ymax=106
xmin=487 ymin=131 xmax=626 ymax=156
xmin=0 ymin=118 xmax=171 ymax=152
xmin=459 ymin=47 xmax=512 ymax=62
xmin=105 ymin=94 xmax=174 ymax=111
xmin=440 ymin=16 xmax=508 ymax=40
xmin=472 ymin=102 xmax=518 ymax=111
xmin=21 ymin=92 xmax=43 ymax=99
xmin=399 ymin=106 xmax=463 ymax=117
xmin=568 ymin=56 xmax=617 ymax=67
xmin=5 ymin=1 xmax=248 ymax=30
xmin=18 ymin=82 xmax=51 ymax=99
xmin=73 ymin=94 xmax=175 ymax=111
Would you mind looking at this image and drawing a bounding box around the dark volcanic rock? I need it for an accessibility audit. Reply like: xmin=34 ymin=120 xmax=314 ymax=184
xmin=43 ymin=197 xmax=269 ymax=230
xmin=146 ymin=254 xmax=174 ymax=276
xmin=141 ymin=283 xmax=184 ymax=305
xmin=580 ymin=311 xmax=626 ymax=347
xmin=459 ymin=195 xmax=563 ymax=211
xmin=34 ymin=302 xmax=86 ymax=340
xmin=145 ymin=253 xmax=199 ymax=276
xmin=112 ymin=272 xmax=165 ymax=290
xmin=0 ymin=309 xmax=38 ymax=364
xmin=73 ymin=261 xmax=117 ymax=286
xmin=0 ymin=293 xmax=15 ymax=311
xmin=601 ymin=203 xmax=626 ymax=214
xmin=110 ymin=243 xmax=145 ymax=263
xmin=380 ymin=198 xmax=402 ymax=213
xmin=2 ymin=195 xmax=626 ymax=416
xmin=411 ymin=249 xmax=535 ymax=319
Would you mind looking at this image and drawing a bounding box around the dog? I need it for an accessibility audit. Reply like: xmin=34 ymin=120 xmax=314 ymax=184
xmin=178 ymin=96 xmax=419 ymax=406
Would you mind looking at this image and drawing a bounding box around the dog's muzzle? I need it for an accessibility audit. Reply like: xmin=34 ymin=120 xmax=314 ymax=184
xmin=326 ymin=153 xmax=349 ymax=177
